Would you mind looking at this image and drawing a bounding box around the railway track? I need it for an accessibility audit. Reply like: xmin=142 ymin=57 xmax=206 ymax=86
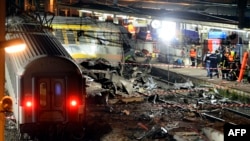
xmin=201 ymin=107 xmax=250 ymax=126
xmin=84 ymin=84 xmax=250 ymax=140
xmin=6 ymin=75 xmax=250 ymax=141
xmin=224 ymin=107 xmax=250 ymax=119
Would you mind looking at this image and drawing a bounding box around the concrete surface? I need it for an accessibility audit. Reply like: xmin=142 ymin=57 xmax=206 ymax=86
xmin=150 ymin=59 xmax=250 ymax=96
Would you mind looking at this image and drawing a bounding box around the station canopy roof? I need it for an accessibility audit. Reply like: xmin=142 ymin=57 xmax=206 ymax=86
xmin=58 ymin=0 xmax=250 ymax=29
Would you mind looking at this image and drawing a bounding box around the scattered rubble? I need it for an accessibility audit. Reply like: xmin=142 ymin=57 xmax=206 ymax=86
xmin=79 ymin=57 xmax=250 ymax=141
xmin=173 ymin=79 xmax=194 ymax=89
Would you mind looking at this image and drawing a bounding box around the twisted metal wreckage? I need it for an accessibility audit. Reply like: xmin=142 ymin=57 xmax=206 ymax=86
xmin=79 ymin=57 xmax=250 ymax=141
xmin=4 ymin=56 xmax=250 ymax=141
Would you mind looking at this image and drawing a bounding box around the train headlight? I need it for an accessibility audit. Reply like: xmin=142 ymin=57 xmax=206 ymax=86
xmin=0 ymin=96 xmax=13 ymax=112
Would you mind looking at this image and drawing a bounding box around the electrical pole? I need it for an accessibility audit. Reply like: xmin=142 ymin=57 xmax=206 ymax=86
xmin=0 ymin=0 xmax=6 ymax=140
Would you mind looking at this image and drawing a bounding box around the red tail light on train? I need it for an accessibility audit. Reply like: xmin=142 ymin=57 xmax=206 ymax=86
xmin=70 ymin=99 xmax=77 ymax=107
xmin=24 ymin=96 xmax=33 ymax=108
xmin=25 ymin=101 xmax=32 ymax=107
xmin=69 ymin=96 xmax=79 ymax=108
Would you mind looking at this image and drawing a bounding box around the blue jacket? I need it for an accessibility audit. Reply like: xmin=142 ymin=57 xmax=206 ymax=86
xmin=203 ymin=52 xmax=211 ymax=63
xmin=209 ymin=53 xmax=218 ymax=68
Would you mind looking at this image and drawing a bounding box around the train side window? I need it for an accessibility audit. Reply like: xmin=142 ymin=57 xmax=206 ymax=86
xmin=39 ymin=83 xmax=47 ymax=107
xmin=54 ymin=82 xmax=63 ymax=107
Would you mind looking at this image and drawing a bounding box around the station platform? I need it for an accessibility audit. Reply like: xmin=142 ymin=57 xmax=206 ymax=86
xmin=149 ymin=59 xmax=250 ymax=96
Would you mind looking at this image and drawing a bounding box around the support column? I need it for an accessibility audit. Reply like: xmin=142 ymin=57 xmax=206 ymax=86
xmin=0 ymin=0 xmax=6 ymax=141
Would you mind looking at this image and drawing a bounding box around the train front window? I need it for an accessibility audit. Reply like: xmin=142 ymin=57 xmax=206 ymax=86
xmin=39 ymin=83 xmax=47 ymax=107
xmin=54 ymin=82 xmax=63 ymax=107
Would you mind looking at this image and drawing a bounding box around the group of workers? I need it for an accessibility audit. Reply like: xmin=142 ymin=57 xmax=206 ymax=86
xmin=129 ymin=45 xmax=244 ymax=81
xmin=202 ymin=46 xmax=241 ymax=80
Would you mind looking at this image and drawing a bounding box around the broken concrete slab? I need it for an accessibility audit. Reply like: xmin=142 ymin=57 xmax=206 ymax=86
xmin=202 ymin=127 xmax=223 ymax=141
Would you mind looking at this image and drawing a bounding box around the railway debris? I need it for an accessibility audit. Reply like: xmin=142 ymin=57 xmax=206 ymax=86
xmin=79 ymin=57 xmax=250 ymax=141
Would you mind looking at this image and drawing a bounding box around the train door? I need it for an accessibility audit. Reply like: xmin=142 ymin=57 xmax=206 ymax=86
xmin=37 ymin=77 xmax=66 ymax=122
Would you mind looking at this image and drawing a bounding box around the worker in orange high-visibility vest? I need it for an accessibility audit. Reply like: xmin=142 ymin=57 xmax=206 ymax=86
xmin=189 ymin=48 xmax=197 ymax=67
xmin=227 ymin=50 xmax=235 ymax=70
xmin=220 ymin=51 xmax=229 ymax=79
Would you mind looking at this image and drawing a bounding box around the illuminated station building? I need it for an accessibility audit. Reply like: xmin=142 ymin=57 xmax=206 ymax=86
xmin=15 ymin=0 xmax=249 ymax=66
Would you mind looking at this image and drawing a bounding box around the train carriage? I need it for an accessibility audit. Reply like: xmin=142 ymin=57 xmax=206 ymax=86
xmin=50 ymin=16 xmax=125 ymax=65
xmin=5 ymin=18 xmax=86 ymax=140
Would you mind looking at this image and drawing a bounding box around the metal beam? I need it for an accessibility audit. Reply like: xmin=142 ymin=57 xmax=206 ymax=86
xmin=0 ymin=0 xmax=6 ymax=140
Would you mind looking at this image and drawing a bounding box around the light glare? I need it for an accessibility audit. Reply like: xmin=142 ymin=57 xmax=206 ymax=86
xmin=5 ymin=44 xmax=26 ymax=53
xmin=71 ymin=100 xmax=77 ymax=106
xmin=158 ymin=21 xmax=176 ymax=41
xmin=26 ymin=101 xmax=32 ymax=107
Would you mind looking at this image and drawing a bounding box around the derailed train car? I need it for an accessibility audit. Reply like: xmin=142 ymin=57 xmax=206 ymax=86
xmin=5 ymin=17 xmax=86 ymax=140
xmin=51 ymin=16 xmax=129 ymax=66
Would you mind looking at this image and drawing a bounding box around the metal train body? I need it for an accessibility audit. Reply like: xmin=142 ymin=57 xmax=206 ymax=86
xmin=5 ymin=17 xmax=85 ymax=139
xmin=51 ymin=16 xmax=125 ymax=66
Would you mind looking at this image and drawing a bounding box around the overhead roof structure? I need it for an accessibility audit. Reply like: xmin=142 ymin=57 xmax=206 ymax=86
xmin=59 ymin=0 xmax=250 ymax=29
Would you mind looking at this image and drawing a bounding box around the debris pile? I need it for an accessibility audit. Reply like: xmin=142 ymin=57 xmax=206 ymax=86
xmin=79 ymin=58 xmax=250 ymax=141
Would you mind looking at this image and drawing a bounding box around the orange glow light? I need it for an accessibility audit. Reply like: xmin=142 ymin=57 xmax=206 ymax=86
xmin=1 ymin=38 xmax=26 ymax=53
xmin=5 ymin=44 xmax=26 ymax=53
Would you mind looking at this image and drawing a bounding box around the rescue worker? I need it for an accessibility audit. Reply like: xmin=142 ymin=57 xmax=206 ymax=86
xmin=234 ymin=53 xmax=241 ymax=71
xmin=209 ymin=51 xmax=218 ymax=79
xmin=220 ymin=51 xmax=229 ymax=79
xmin=189 ymin=47 xmax=196 ymax=67
xmin=214 ymin=50 xmax=221 ymax=77
xmin=228 ymin=50 xmax=235 ymax=70
xmin=125 ymin=49 xmax=136 ymax=61
xmin=227 ymin=52 xmax=239 ymax=81
xmin=203 ymin=50 xmax=211 ymax=77
xmin=234 ymin=53 xmax=241 ymax=80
